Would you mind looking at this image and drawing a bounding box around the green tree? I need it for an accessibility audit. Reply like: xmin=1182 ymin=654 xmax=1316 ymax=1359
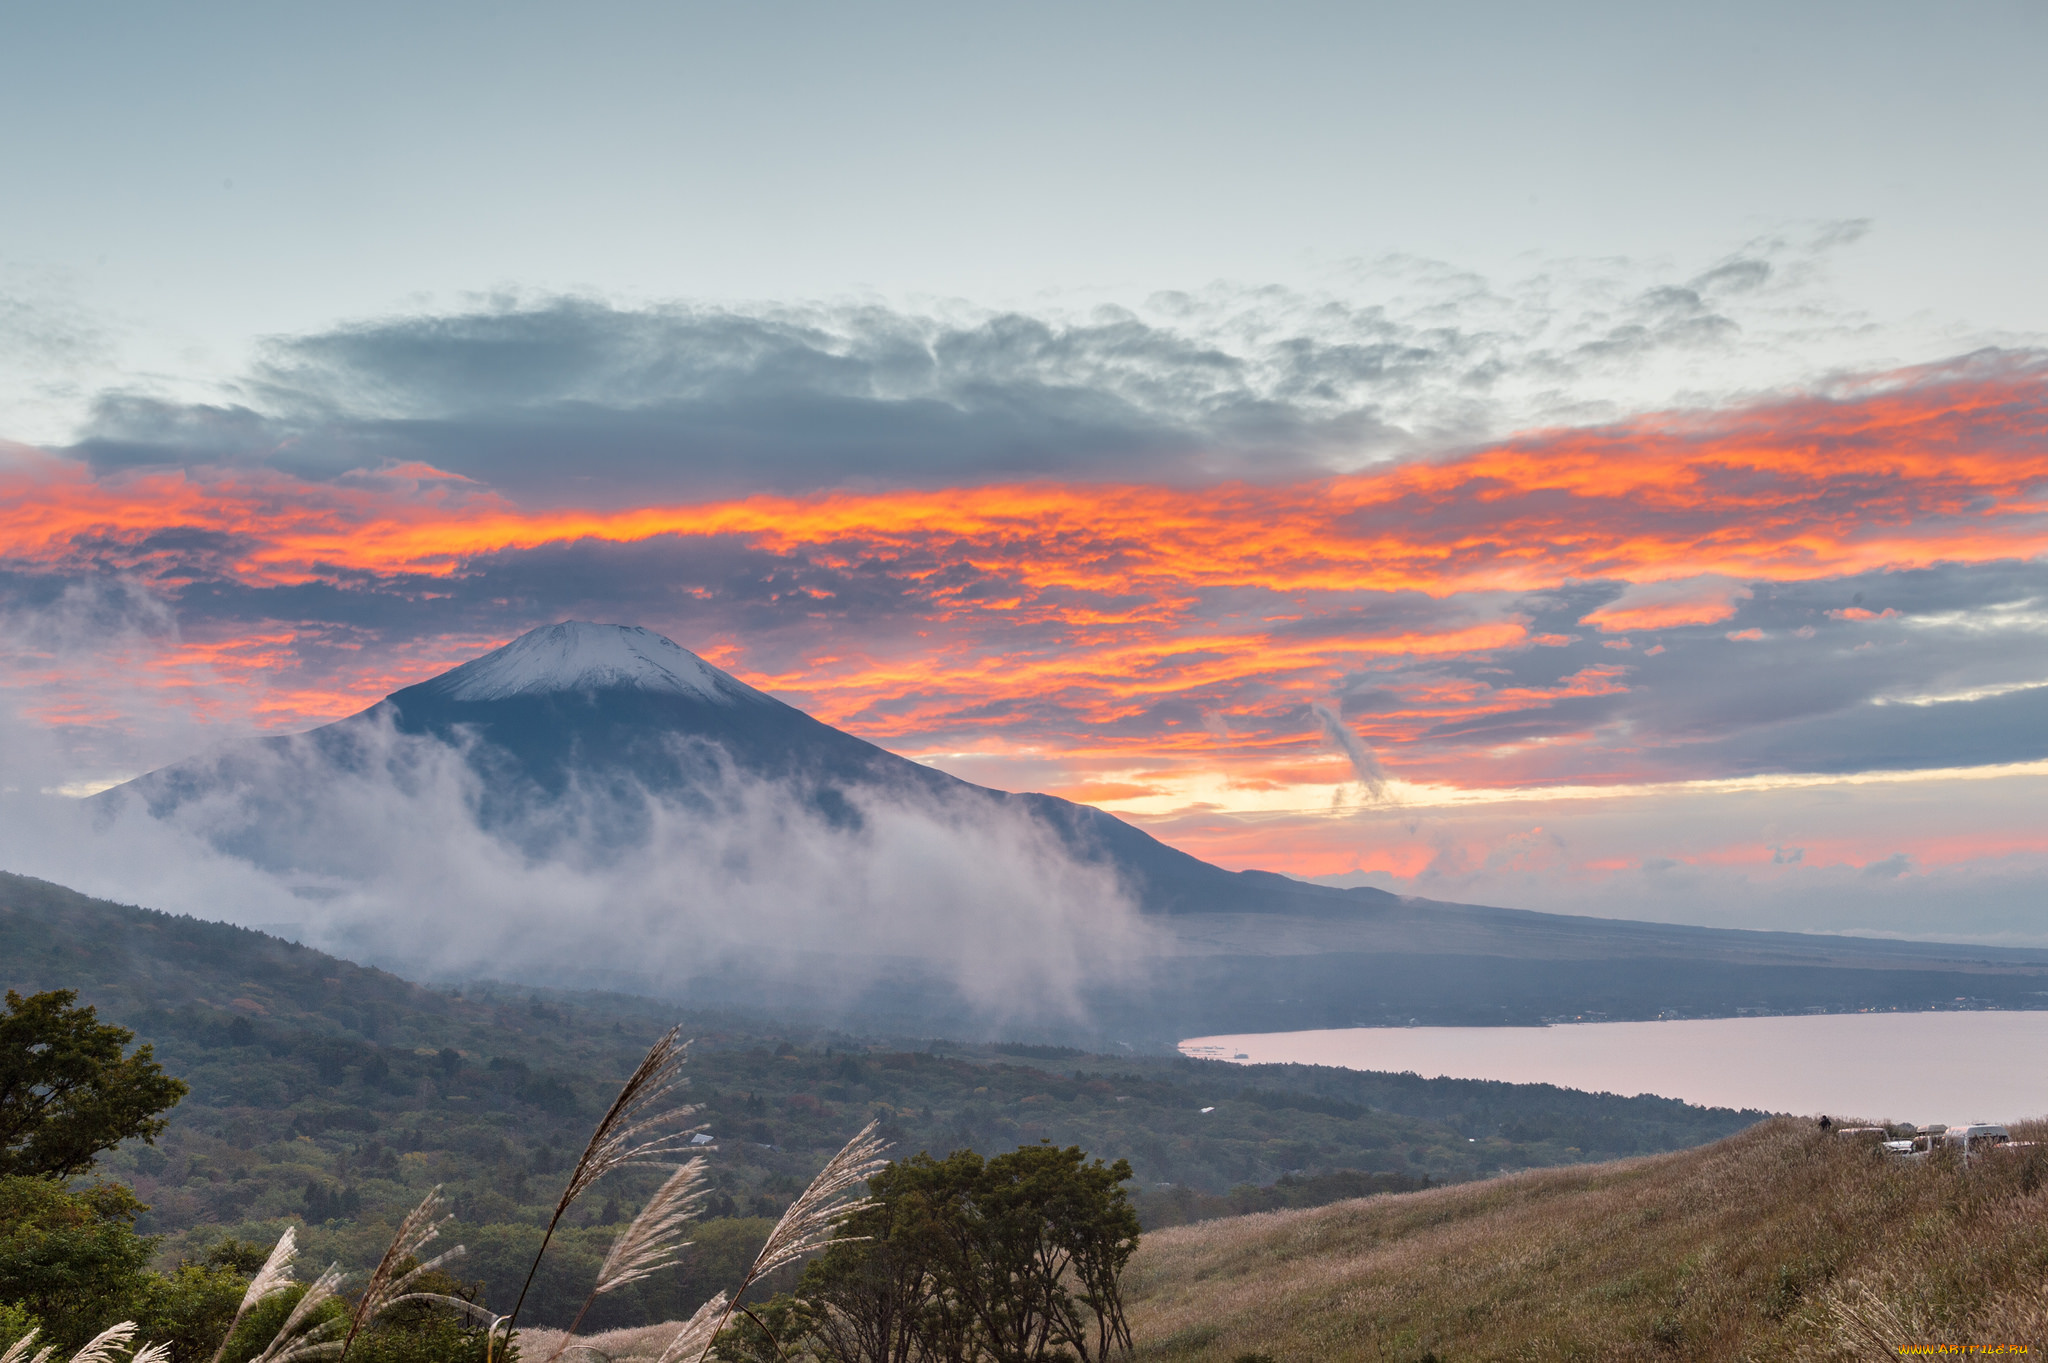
xmin=788 ymin=1143 xmax=1138 ymax=1363
xmin=0 ymin=990 xmax=188 ymax=1179
xmin=798 ymin=1150 xmax=982 ymax=1363
xmin=0 ymin=1301 xmax=42 ymax=1355
xmin=129 ymin=1260 xmax=248 ymax=1363
xmin=0 ymin=1176 xmax=156 ymax=1351
xmin=952 ymin=1145 xmax=1137 ymax=1363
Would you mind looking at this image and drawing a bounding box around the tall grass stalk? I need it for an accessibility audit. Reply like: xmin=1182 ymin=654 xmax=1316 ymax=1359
xmin=209 ymin=1228 xmax=299 ymax=1363
xmin=0 ymin=1326 xmax=149 ymax=1363
xmin=249 ymin=1264 xmax=347 ymax=1363
xmin=648 ymin=1293 xmax=728 ymax=1363
xmin=63 ymin=1326 xmax=136 ymax=1363
xmin=495 ymin=1027 xmax=699 ymax=1359
xmin=684 ymin=1119 xmax=889 ymax=1363
xmin=339 ymin=1188 xmax=464 ymax=1359
xmin=544 ymin=1160 xmax=710 ymax=1362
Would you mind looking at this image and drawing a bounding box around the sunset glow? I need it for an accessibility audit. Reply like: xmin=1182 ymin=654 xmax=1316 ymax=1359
xmin=6 ymin=344 xmax=2048 ymax=925
xmin=9 ymin=359 xmax=2046 ymax=597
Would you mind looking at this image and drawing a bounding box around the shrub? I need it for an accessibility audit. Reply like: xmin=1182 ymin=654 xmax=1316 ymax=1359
xmin=0 ymin=1177 xmax=155 ymax=1352
xmin=0 ymin=1302 xmax=43 ymax=1354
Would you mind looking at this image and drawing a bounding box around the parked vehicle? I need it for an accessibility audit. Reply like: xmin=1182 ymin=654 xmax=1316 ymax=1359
xmin=1842 ymin=1120 xmax=2018 ymax=1163
xmin=1944 ymin=1123 xmax=2009 ymax=1152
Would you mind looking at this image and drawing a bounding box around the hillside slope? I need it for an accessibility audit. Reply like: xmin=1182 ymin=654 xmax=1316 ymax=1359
xmin=1124 ymin=1117 xmax=2048 ymax=1361
xmin=1 ymin=871 xmax=1768 ymax=1326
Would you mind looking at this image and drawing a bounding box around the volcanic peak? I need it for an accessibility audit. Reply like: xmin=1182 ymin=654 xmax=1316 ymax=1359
xmin=411 ymin=622 xmax=769 ymax=704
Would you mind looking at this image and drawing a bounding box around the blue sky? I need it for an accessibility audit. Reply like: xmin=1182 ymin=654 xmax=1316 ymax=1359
xmin=5 ymin=0 xmax=2046 ymax=442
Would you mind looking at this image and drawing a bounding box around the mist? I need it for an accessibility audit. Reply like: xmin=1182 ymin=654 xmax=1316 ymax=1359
xmin=0 ymin=668 xmax=1159 ymax=1032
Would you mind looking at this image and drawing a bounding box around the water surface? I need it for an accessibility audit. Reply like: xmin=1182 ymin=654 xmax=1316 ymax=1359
xmin=1182 ymin=1012 xmax=2048 ymax=1123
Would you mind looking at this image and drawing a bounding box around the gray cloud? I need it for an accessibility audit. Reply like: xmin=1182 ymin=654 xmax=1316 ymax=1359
xmin=68 ymin=302 xmax=1365 ymax=496
xmin=1346 ymin=561 xmax=2048 ymax=782
xmin=1312 ymin=702 xmax=1391 ymax=802
xmin=58 ymin=234 xmax=1876 ymax=500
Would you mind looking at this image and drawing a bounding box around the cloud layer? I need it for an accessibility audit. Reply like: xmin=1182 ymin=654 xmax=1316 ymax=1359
xmin=53 ymin=230 xmax=1892 ymax=497
xmin=3 ymin=274 xmax=2046 ymax=942
xmin=7 ymin=348 xmax=2045 ymax=787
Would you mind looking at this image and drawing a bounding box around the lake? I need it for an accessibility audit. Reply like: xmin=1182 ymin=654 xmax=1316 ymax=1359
xmin=1181 ymin=1011 xmax=2048 ymax=1123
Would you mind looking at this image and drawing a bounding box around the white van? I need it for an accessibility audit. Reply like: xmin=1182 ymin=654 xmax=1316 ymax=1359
xmin=1943 ymin=1123 xmax=2009 ymax=1151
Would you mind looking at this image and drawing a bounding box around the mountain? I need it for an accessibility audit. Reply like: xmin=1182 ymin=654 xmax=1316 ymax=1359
xmin=111 ymin=621 xmax=1394 ymax=918
xmin=99 ymin=621 xmax=2048 ymax=1038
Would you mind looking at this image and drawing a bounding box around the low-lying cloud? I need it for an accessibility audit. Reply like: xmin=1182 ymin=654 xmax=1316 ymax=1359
xmin=2 ymin=711 xmax=1157 ymax=1027
xmin=0 ymin=605 xmax=1156 ymax=1027
xmin=1312 ymin=702 xmax=1391 ymax=803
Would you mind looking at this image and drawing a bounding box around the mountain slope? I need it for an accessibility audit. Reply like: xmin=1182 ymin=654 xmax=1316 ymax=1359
xmin=96 ymin=621 xmax=2048 ymax=1033
xmin=110 ymin=621 xmax=1388 ymax=918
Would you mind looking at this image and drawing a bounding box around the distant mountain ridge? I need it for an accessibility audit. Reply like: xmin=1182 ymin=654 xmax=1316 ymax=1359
xmin=97 ymin=621 xmax=2048 ymax=1035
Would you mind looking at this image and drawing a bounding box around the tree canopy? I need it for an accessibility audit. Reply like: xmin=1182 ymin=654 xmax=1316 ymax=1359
xmin=765 ymin=1141 xmax=1141 ymax=1363
xmin=0 ymin=988 xmax=189 ymax=1179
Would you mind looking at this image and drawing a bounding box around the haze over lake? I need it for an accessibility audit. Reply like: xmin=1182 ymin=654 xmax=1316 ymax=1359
xmin=1183 ymin=1012 xmax=2048 ymax=1124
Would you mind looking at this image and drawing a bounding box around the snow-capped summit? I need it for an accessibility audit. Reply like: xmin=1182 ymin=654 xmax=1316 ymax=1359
xmin=413 ymin=622 xmax=771 ymax=704
xmin=109 ymin=616 xmax=1402 ymax=933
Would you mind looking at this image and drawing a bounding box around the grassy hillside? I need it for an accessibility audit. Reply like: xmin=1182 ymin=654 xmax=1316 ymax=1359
xmin=1123 ymin=1117 xmax=2048 ymax=1361
xmin=3 ymin=870 xmax=1766 ymax=1332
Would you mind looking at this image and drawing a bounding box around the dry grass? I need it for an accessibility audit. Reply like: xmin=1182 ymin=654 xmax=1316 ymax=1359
xmin=513 ymin=1323 xmax=683 ymax=1363
xmin=681 ymin=1118 xmax=888 ymax=1358
xmin=501 ymin=1028 xmax=701 ymax=1350
xmin=516 ymin=1122 xmax=883 ymax=1363
xmin=1122 ymin=1116 xmax=2048 ymax=1362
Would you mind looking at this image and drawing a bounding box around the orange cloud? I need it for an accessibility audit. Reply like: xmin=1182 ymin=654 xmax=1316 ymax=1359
xmin=7 ymin=360 xmax=2047 ymax=600
xmin=1582 ymin=577 xmax=1752 ymax=632
xmin=5 ymin=356 xmax=2047 ymax=807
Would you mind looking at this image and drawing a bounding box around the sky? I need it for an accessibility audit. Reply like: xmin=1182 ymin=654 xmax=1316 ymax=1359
xmin=4 ymin=1 xmax=2048 ymax=944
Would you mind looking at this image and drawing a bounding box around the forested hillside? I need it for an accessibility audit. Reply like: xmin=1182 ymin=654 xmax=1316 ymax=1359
xmin=2 ymin=871 xmax=1765 ymax=1329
